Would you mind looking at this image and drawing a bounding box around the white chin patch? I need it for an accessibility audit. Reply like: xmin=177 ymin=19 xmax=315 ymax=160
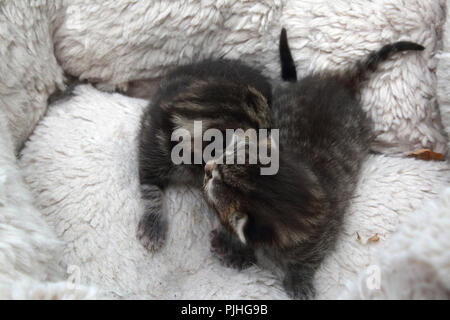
xmin=206 ymin=170 xmax=220 ymax=202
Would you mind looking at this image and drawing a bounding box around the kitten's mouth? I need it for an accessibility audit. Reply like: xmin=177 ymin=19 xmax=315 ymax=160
xmin=204 ymin=160 xmax=214 ymax=180
xmin=203 ymin=171 xmax=212 ymax=189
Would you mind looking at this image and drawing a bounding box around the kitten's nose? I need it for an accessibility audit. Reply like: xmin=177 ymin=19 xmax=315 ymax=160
xmin=205 ymin=160 xmax=215 ymax=179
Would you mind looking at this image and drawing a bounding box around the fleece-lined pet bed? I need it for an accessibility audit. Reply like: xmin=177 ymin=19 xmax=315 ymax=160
xmin=0 ymin=0 xmax=449 ymax=299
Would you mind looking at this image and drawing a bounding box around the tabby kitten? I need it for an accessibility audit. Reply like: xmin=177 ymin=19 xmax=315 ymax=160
xmin=203 ymin=29 xmax=424 ymax=299
xmin=137 ymin=59 xmax=272 ymax=251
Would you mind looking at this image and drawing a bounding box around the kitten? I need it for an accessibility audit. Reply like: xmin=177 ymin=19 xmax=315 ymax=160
xmin=137 ymin=59 xmax=272 ymax=251
xmin=203 ymin=29 xmax=424 ymax=299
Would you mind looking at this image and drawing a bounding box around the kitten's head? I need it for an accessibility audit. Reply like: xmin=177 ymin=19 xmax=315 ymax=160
xmin=203 ymin=137 xmax=327 ymax=248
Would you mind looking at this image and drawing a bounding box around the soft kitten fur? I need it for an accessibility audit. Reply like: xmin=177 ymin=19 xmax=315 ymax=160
xmin=203 ymin=29 xmax=424 ymax=299
xmin=137 ymin=59 xmax=272 ymax=251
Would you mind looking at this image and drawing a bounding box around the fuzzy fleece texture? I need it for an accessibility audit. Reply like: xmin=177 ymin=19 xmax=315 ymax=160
xmin=0 ymin=108 xmax=98 ymax=300
xmin=0 ymin=0 xmax=97 ymax=299
xmin=340 ymin=186 xmax=450 ymax=299
xmin=438 ymin=1 xmax=450 ymax=148
xmin=0 ymin=108 xmax=62 ymax=286
xmin=339 ymin=2 xmax=450 ymax=299
xmin=0 ymin=0 xmax=449 ymax=299
xmin=0 ymin=0 xmax=65 ymax=153
xmin=53 ymin=0 xmax=448 ymax=156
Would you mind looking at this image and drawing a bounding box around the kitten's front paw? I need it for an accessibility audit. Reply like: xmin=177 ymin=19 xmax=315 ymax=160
xmin=137 ymin=213 xmax=167 ymax=252
xmin=283 ymin=276 xmax=316 ymax=300
xmin=210 ymin=229 xmax=254 ymax=270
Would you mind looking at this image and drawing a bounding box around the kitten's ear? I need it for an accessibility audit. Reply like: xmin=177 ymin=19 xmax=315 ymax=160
xmin=247 ymin=85 xmax=268 ymax=106
xmin=229 ymin=211 xmax=248 ymax=244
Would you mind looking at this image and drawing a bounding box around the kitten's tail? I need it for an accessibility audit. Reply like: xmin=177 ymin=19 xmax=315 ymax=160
xmin=346 ymin=41 xmax=425 ymax=95
xmin=279 ymin=28 xmax=297 ymax=82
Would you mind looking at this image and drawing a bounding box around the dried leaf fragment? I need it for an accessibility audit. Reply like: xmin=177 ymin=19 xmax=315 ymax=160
xmin=356 ymin=232 xmax=380 ymax=245
xmin=409 ymin=149 xmax=444 ymax=161
xmin=367 ymin=233 xmax=380 ymax=243
xmin=356 ymin=232 xmax=363 ymax=244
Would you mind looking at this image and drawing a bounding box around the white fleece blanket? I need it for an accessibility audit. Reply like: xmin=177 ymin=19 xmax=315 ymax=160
xmin=53 ymin=0 xmax=448 ymax=156
xmin=0 ymin=0 xmax=449 ymax=299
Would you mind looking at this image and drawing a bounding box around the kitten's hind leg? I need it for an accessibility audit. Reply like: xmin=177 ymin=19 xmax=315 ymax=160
xmin=210 ymin=227 xmax=256 ymax=270
xmin=137 ymin=184 xmax=167 ymax=252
